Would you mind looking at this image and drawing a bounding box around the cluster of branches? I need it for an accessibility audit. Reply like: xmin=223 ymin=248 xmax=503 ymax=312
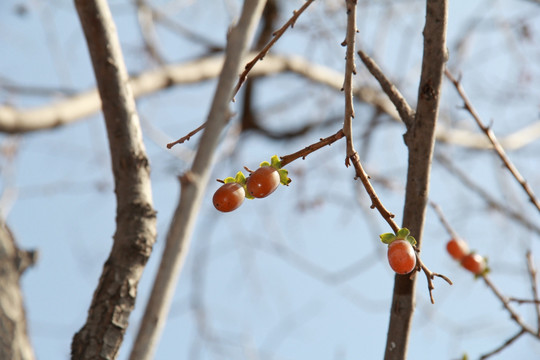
xmin=0 ymin=1 xmax=539 ymax=360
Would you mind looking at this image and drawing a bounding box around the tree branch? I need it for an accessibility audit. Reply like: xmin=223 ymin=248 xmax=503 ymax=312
xmin=71 ymin=0 xmax=157 ymax=358
xmin=342 ymin=0 xmax=358 ymax=162
xmin=436 ymin=152 xmax=540 ymax=235
xmin=129 ymin=1 xmax=266 ymax=359
xmin=4 ymin=55 xmax=539 ymax=151
xmin=0 ymin=221 xmax=36 ymax=360
xmin=232 ymin=0 xmax=315 ymax=99
xmin=357 ymin=50 xmax=414 ymax=127
xmin=384 ymin=1 xmax=448 ymax=359
xmin=445 ymin=69 xmax=540 ymax=214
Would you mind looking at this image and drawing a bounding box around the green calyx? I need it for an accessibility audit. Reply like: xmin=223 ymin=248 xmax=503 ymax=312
xmin=380 ymin=227 xmax=417 ymax=246
xmin=222 ymin=171 xmax=254 ymax=199
xmin=223 ymin=171 xmax=246 ymax=185
xmin=261 ymin=155 xmax=291 ymax=186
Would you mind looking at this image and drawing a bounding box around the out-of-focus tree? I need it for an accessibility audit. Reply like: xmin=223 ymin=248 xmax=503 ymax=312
xmin=1 ymin=1 xmax=540 ymax=359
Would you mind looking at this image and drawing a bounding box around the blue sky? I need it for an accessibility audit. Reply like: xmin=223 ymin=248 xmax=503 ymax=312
xmin=1 ymin=0 xmax=540 ymax=359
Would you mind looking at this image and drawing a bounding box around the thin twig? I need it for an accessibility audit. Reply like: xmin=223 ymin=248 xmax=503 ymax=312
xmin=348 ymin=152 xmax=451 ymax=304
xmin=416 ymin=253 xmax=452 ymax=304
xmin=479 ymin=329 xmax=526 ymax=360
xmin=279 ymin=128 xmax=345 ymax=167
xmin=166 ymin=122 xmax=206 ymax=148
xmin=167 ymin=0 xmax=315 ymax=149
xmin=507 ymin=297 xmax=540 ymax=305
xmin=342 ymin=0 xmax=358 ymax=163
xmin=435 ymin=152 xmax=540 ymax=235
xmin=357 ymin=50 xmax=414 ymax=127
xmin=526 ymin=251 xmax=540 ymax=333
xmin=278 ymin=126 xmax=451 ymax=304
xmin=349 ymin=152 xmax=398 ymax=233
xmin=429 ymin=201 xmax=461 ymax=240
xmin=482 ymin=274 xmax=537 ymax=336
xmin=445 ymin=69 xmax=540 ymax=214
xmin=232 ymin=0 xmax=315 ymax=99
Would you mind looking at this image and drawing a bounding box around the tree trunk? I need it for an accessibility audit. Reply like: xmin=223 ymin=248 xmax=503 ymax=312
xmin=383 ymin=1 xmax=448 ymax=359
xmin=0 ymin=221 xmax=37 ymax=360
xmin=71 ymin=0 xmax=157 ymax=358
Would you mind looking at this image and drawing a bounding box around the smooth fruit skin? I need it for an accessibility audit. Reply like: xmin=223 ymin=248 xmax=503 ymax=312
xmin=461 ymin=253 xmax=486 ymax=275
xmin=246 ymin=166 xmax=280 ymax=198
xmin=446 ymin=238 xmax=469 ymax=261
xmin=387 ymin=240 xmax=416 ymax=274
xmin=213 ymin=182 xmax=245 ymax=212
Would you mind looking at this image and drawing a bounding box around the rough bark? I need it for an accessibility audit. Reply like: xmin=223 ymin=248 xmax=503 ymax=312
xmin=0 ymin=221 xmax=37 ymax=360
xmin=129 ymin=1 xmax=266 ymax=359
xmin=71 ymin=0 xmax=157 ymax=359
xmin=383 ymin=1 xmax=448 ymax=359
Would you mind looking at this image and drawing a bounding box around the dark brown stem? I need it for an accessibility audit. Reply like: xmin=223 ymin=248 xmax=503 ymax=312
xmin=507 ymin=298 xmax=540 ymax=305
xmin=384 ymin=1 xmax=448 ymax=359
xmin=279 ymin=129 xmax=345 ymax=167
xmin=166 ymin=122 xmax=206 ymax=148
xmin=348 ymin=152 xmax=399 ymax=233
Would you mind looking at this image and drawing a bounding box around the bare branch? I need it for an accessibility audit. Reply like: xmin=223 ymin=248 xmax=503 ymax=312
xmin=232 ymin=0 xmax=315 ymax=99
xmin=436 ymin=152 xmax=540 ymax=235
xmin=71 ymin=0 xmax=157 ymax=358
xmin=279 ymin=128 xmax=345 ymax=167
xmin=349 ymin=152 xmax=399 ymax=233
xmin=129 ymin=2 xmax=266 ymax=359
xmin=3 ymin=54 xmax=540 ymax=152
xmin=482 ymin=275 xmax=537 ymax=336
xmin=415 ymin=254 xmax=452 ymax=304
xmin=445 ymin=69 xmax=540 ymax=214
xmin=526 ymin=251 xmax=540 ymax=332
xmin=357 ymin=50 xmax=414 ymax=127
xmin=347 ymin=152 xmax=451 ymax=305
xmin=342 ymin=0 xmax=358 ymax=163
xmin=479 ymin=329 xmax=526 ymax=360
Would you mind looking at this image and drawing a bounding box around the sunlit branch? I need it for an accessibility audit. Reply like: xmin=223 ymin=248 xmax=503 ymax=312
xmin=445 ymin=69 xmax=540 ymax=214
xmin=357 ymin=50 xmax=414 ymax=127
xmin=232 ymin=0 xmax=316 ymax=99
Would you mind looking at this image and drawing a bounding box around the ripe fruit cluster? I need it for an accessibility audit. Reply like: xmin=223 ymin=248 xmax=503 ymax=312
xmin=380 ymin=228 xmax=417 ymax=275
xmin=446 ymin=238 xmax=488 ymax=276
xmin=213 ymin=155 xmax=291 ymax=213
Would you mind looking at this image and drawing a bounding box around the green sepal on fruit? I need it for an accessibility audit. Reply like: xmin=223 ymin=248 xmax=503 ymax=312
xmin=260 ymin=155 xmax=291 ymax=186
xmin=379 ymin=227 xmax=416 ymax=246
xmin=278 ymin=168 xmax=291 ymax=186
xmin=222 ymin=171 xmax=254 ymax=199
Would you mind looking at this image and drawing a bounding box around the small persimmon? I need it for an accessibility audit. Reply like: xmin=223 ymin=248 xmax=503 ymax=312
xmin=246 ymin=166 xmax=280 ymax=198
xmin=446 ymin=238 xmax=469 ymax=261
xmin=387 ymin=240 xmax=416 ymax=275
xmin=461 ymin=253 xmax=486 ymax=275
xmin=213 ymin=182 xmax=245 ymax=212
